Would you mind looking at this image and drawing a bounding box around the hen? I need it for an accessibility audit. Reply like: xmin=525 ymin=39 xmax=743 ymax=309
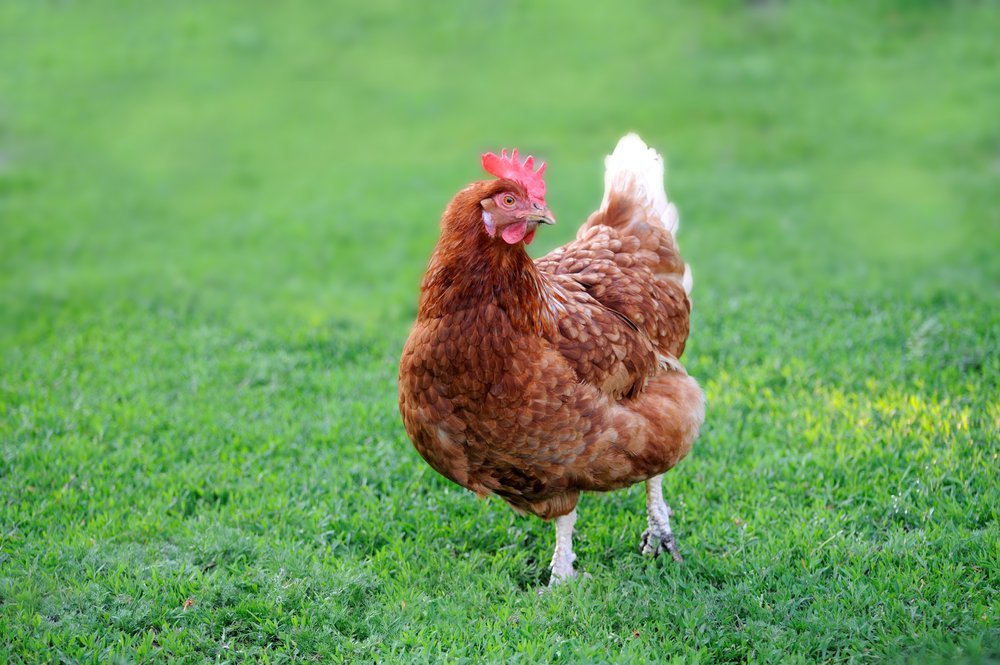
xmin=398 ymin=134 xmax=705 ymax=585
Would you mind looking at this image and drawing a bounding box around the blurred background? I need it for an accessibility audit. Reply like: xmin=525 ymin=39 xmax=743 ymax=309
xmin=2 ymin=1 xmax=996 ymax=330
xmin=1 ymin=1 xmax=997 ymax=660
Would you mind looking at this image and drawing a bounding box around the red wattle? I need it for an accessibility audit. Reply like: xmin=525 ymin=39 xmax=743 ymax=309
xmin=501 ymin=221 xmax=529 ymax=244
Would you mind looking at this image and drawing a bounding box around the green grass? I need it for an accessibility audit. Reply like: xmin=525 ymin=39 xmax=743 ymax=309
xmin=1 ymin=1 xmax=998 ymax=662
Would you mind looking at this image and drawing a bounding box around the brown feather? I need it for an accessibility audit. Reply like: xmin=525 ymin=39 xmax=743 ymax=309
xmin=399 ymin=179 xmax=704 ymax=520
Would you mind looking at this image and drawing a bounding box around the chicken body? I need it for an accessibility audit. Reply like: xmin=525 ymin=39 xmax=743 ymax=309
xmin=399 ymin=135 xmax=705 ymax=583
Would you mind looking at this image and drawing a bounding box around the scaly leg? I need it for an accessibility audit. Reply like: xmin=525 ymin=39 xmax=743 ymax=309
xmin=640 ymin=474 xmax=683 ymax=562
xmin=548 ymin=508 xmax=578 ymax=586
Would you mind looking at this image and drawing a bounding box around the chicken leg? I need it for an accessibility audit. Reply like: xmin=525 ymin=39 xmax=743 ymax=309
xmin=548 ymin=508 xmax=578 ymax=585
xmin=640 ymin=474 xmax=683 ymax=561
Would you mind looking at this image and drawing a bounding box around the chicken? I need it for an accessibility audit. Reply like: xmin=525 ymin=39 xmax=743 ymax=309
xmin=398 ymin=134 xmax=705 ymax=585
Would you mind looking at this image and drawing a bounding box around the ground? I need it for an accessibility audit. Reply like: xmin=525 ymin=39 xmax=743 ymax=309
xmin=1 ymin=1 xmax=997 ymax=662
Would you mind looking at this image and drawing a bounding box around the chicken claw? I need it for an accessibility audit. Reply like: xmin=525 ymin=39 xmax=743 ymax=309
xmin=640 ymin=474 xmax=683 ymax=562
xmin=548 ymin=508 xmax=579 ymax=586
xmin=640 ymin=529 xmax=684 ymax=562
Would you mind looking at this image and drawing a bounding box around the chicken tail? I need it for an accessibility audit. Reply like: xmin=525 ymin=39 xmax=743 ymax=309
xmin=599 ymin=133 xmax=692 ymax=295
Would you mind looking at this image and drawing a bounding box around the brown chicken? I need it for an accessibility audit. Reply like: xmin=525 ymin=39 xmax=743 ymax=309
xmin=398 ymin=134 xmax=705 ymax=584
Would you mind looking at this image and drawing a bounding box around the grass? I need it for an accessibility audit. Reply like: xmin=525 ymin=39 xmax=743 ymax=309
xmin=1 ymin=0 xmax=998 ymax=662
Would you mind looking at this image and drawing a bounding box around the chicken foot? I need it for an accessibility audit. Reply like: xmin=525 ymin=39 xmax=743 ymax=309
xmin=548 ymin=508 xmax=578 ymax=585
xmin=640 ymin=474 xmax=683 ymax=562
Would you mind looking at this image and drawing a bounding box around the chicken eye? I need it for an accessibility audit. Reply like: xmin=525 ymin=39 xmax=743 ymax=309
xmin=501 ymin=195 xmax=516 ymax=208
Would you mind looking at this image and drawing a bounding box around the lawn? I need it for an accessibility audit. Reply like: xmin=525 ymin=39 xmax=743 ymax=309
xmin=1 ymin=1 xmax=998 ymax=662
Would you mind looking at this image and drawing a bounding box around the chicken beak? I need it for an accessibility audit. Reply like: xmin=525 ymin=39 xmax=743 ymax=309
xmin=523 ymin=207 xmax=556 ymax=226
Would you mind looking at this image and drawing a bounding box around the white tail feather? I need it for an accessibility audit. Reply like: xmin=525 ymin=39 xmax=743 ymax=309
xmin=601 ymin=133 xmax=677 ymax=235
xmin=602 ymin=133 xmax=692 ymax=294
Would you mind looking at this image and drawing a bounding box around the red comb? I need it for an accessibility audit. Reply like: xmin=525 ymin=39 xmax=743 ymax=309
xmin=481 ymin=149 xmax=547 ymax=204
